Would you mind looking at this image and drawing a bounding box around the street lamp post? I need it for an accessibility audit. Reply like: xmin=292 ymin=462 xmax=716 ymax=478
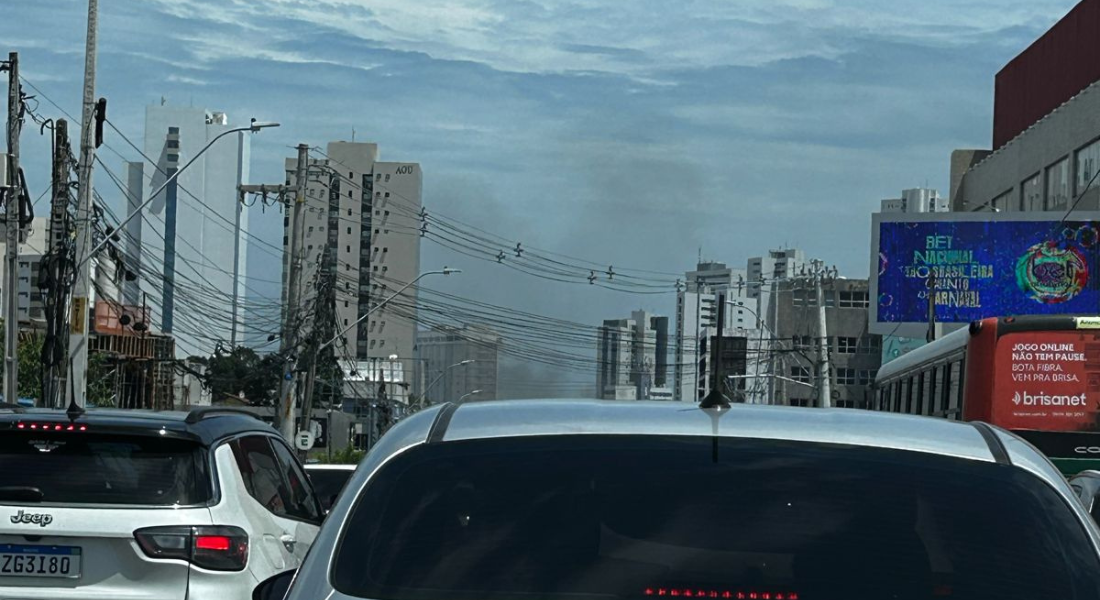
xmin=299 ymin=268 xmax=460 ymax=442
xmin=67 ymin=120 xmax=279 ymax=410
xmin=458 ymin=389 xmax=483 ymax=403
xmin=726 ymin=298 xmax=775 ymax=404
xmin=420 ymin=359 xmax=475 ymax=407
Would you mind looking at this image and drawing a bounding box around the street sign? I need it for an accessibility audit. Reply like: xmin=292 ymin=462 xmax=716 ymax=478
xmin=295 ymin=430 xmax=315 ymax=451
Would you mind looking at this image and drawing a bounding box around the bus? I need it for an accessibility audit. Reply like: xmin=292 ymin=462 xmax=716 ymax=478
xmin=872 ymin=314 xmax=1100 ymax=476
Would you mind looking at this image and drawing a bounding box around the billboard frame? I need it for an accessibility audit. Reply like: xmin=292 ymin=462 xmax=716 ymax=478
xmin=868 ymin=210 xmax=1100 ymax=338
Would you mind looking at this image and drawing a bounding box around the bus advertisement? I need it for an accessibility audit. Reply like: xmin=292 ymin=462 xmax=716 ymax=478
xmin=873 ymin=315 xmax=1100 ymax=476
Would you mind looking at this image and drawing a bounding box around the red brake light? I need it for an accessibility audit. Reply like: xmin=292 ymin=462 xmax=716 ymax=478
xmin=646 ymin=590 xmax=797 ymax=600
xmin=16 ymin=422 xmax=88 ymax=431
xmin=195 ymin=535 xmax=232 ymax=551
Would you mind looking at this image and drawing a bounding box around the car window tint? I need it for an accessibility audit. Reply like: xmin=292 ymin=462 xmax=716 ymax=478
xmin=270 ymin=440 xmax=321 ymax=522
xmin=333 ymin=436 xmax=1100 ymax=600
xmin=231 ymin=435 xmax=290 ymax=516
xmin=307 ymin=469 xmax=354 ymax=511
xmin=0 ymin=432 xmax=210 ymax=506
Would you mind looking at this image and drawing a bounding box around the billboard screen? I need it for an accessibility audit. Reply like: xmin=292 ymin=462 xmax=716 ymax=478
xmin=992 ymin=330 xmax=1100 ymax=432
xmin=875 ymin=218 xmax=1100 ymax=324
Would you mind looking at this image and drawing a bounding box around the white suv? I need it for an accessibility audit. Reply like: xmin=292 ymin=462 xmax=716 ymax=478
xmin=0 ymin=407 xmax=321 ymax=600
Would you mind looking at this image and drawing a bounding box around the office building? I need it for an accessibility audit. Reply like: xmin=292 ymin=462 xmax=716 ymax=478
xmin=951 ymin=0 xmax=1100 ymax=213
xmin=880 ymin=188 xmax=948 ymax=214
xmin=747 ymin=248 xmax=809 ymax=298
xmin=0 ymin=217 xmax=48 ymax=324
xmin=415 ymin=325 xmax=501 ymax=403
xmin=771 ymin=278 xmax=882 ymax=408
xmin=597 ymin=310 xmax=670 ymax=400
xmin=123 ymin=104 xmax=251 ymax=357
xmin=283 ymin=141 xmax=422 ymax=365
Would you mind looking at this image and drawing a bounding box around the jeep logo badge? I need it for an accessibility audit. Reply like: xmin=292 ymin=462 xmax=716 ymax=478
xmin=10 ymin=510 xmax=53 ymax=527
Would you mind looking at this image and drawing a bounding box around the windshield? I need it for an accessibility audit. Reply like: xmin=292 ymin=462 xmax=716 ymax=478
xmin=334 ymin=435 xmax=1100 ymax=600
xmin=307 ymin=468 xmax=355 ymax=511
xmin=0 ymin=431 xmax=212 ymax=506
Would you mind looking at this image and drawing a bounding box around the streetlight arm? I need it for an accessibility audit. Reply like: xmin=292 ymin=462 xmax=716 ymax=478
xmin=318 ymin=269 xmax=460 ymax=353
xmin=78 ymin=122 xmax=278 ymax=272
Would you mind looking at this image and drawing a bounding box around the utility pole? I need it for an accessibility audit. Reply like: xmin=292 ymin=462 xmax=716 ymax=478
xmin=274 ymin=144 xmax=309 ymax=440
xmin=43 ymin=119 xmax=71 ymax=408
xmin=4 ymin=52 xmax=21 ymax=406
xmin=68 ymin=0 xmax=99 ymax=409
xmin=813 ymin=261 xmax=832 ymax=409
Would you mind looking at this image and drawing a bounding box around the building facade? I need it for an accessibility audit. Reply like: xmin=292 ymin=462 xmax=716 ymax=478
xmin=951 ymin=0 xmax=1100 ymax=214
xmin=283 ymin=141 xmax=422 ymax=366
xmin=415 ymin=325 xmax=502 ymax=403
xmin=880 ymin=188 xmax=948 ymax=214
xmin=771 ymin=278 xmax=882 ymax=408
xmin=0 ymin=217 xmax=48 ymax=324
xmin=597 ymin=310 xmax=670 ymax=400
xmin=124 ymin=105 xmax=251 ymax=357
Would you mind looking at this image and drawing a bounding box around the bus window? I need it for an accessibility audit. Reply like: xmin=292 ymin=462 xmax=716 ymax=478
xmin=924 ymin=367 xmax=938 ymax=416
xmin=892 ymin=380 xmax=901 ymax=413
xmin=903 ymin=377 xmax=913 ymax=414
xmin=950 ymin=358 xmax=965 ymax=420
xmin=914 ymin=372 xmax=925 ymax=415
xmin=939 ymin=363 xmax=951 ymax=417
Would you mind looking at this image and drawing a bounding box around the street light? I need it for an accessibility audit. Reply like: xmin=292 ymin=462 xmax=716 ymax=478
xmin=458 ymin=389 xmax=483 ymax=403
xmin=77 ymin=120 xmax=280 ymax=271
xmin=300 ymin=268 xmax=461 ymax=429
xmin=725 ymin=298 xmax=775 ymax=404
xmin=420 ymin=359 xmax=475 ymax=407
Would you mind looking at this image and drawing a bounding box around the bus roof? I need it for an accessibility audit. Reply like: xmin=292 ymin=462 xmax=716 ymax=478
xmin=875 ymin=326 xmax=970 ymax=385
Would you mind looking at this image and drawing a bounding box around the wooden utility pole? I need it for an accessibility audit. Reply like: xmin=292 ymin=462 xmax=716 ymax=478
xmin=4 ymin=52 xmax=21 ymax=406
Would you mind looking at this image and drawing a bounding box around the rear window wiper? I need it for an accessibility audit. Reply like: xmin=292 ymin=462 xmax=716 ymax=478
xmin=0 ymin=486 xmax=44 ymax=502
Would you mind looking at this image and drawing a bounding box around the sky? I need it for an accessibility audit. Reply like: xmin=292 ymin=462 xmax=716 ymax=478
xmin=0 ymin=0 xmax=1080 ymax=397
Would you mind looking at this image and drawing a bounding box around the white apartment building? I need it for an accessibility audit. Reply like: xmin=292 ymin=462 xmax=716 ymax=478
xmin=0 ymin=217 xmax=49 ymax=323
xmin=597 ymin=310 xmax=670 ymax=400
xmin=283 ymin=141 xmax=422 ymax=365
xmin=880 ymin=188 xmax=948 ymax=214
xmin=123 ymin=104 xmax=251 ymax=357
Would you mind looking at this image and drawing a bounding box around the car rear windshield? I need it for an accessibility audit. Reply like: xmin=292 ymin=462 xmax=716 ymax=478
xmin=0 ymin=431 xmax=211 ymax=506
xmin=333 ymin=435 xmax=1100 ymax=600
xmin=308 ymin=469 xmax=354 ymax=511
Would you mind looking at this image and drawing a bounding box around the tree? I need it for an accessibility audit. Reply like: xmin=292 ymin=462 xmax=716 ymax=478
xmin=203 ymin=345 xmax=284 ymax=406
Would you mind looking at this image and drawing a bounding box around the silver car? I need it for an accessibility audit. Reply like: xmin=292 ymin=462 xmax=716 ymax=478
xmin=257 ymin=400 xmax=1100 ymax=600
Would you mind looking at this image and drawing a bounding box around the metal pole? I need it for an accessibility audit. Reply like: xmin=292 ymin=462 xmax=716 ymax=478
xmin=275 ymin=144 xmax=309 ymax=441
xmin=4 ymin=52 xmax=20 ymax=406
xmin=68 ymin=0 xmax=98 ymax=408
xmin=815 ymin=264 xmax=832 ymax=408
xmin=770 ymin=278 xmax=779 ymax=405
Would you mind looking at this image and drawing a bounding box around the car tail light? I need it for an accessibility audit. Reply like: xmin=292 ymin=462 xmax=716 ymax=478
xmin=135 ymin=525 xmax=249 ymax=571
xmin=16 ymin=422 xmax=87 ymax=431
xmin=645 ymin=590 xmax=797 ymax=600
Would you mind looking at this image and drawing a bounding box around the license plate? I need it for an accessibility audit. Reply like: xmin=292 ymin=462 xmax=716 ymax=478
xmin=0 ymin=544 xmax=82 ymax=578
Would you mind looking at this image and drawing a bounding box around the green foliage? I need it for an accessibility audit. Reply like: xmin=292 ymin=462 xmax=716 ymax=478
xmin=16 ymin=333 xmax=43 ymax=400
xmin=203 ymin=345 xmax=284 ymax=406
xmin=86 ymin=351 xmax=115 ymax=407
xmin=329 ymin=445 xmax=365 ymax=464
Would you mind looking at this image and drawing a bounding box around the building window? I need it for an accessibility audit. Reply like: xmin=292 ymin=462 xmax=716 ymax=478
xmin=839 ymin=291 xmax=869 ymax=308
xmin=167 ymin=140 xmax=179 ymax=149
xmin=347 ymin=208 xmax=352 ymax=216
xmin=790 ymin=366 xmax=811 ymax=384
xmin=376 ymin=174 xmax=382 ymax=182
xmin=837 ymin=368 xmax=857 ymax=386
xmin=168 ymin=127 xmax=179 ymax=134
xmin=1077 ymin=139 xmax=1100 ymax=195
xmin=793 ymin=336 xmax=816 ymax=350
xmin=858 ymin=336 xmax=882 ymax=354
xmin=1021 ymin=173 xmax=1042 ymax=211
xmin=344 ymin=301 xmax=349 ymax=308
xmin=385 ymin=174 xmax=391 ymax=182
xmin=346 ymin=245 xmax=351 ymax=253
xmin=347 ymin=227 xmax=352 ymax=234
xmin=792 ymin=290 xmax=816 ymax=307
xmin=837 ymin=337 xmax=858 ymax=354
xmin=384 ymin=192 xmax=390 ymax=198
xmin=1047 ymin=157 xmax=1071 ymax=210
xmin=166 ymin=153 xmax=179 ymax=162
xmin=858 ymin=370 xmax=876 ymax=386
xmin=990 ymin=189 xmax=1012 ymax=212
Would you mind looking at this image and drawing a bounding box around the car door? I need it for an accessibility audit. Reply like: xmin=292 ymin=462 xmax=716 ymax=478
xmin=267 ymin=438 xmax=323 ymax=565
xmin=228 ymin=435 xmax=316 ymax=573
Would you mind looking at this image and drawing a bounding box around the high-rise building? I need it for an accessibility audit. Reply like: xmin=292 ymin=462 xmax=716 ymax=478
xmin=597 ymin=310 xmax=670 ymax=400
xmin=747 ymin=248 xmax=808 ymax=298
xmin=415 ymin=325 xmax=502 ymax=403
xmin=880 ymin=188 xmax=948 ymax=214
xmin=283 ymin=141 xmax=422 ymax=366
xmin=0 ymin=217 xmax=49 ymax=324
xmin=123 ymin=105 xmax=251 ymax=357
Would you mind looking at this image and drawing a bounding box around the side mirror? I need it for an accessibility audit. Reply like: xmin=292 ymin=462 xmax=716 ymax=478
xmin=253 ymin=569 xmax=296 ymax=600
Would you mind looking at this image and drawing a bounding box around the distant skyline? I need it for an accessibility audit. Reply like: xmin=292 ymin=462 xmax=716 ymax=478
xmin=0 ymin=0 xmax=1079 ymax=396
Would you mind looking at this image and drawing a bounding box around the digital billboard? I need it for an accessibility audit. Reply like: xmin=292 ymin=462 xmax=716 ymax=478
xmin=873 ymin=215 xmax=1100 ymax=325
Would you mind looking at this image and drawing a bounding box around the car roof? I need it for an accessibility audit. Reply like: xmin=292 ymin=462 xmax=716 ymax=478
xmin=396 ymin=400 xmax=1063 ymax=485
xmin=0 ymin=407 xmax=276 ymax=445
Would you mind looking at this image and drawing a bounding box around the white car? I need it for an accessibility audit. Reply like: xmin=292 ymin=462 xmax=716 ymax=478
xmin=0 ymin=407 xmax=322 ymax=600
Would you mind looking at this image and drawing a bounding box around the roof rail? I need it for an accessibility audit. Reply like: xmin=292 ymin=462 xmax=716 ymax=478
xmin=184 ymin=407 xmax=265 ymax=425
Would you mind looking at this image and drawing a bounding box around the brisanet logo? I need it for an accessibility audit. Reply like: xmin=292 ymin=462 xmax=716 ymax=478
xmin=1012 ymin=391 xmax=1087 ymax=407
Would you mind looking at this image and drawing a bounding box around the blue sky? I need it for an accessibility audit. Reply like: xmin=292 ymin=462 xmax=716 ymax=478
xmin=0 ymin=0 xmax=1079 ymax=394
